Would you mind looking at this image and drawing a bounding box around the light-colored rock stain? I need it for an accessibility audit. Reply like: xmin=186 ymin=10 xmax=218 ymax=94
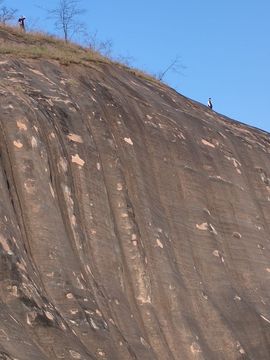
xmin=58 ymin=157 xmax=68 ymax=172
xmin=69 ymin=350 xmax=81 ymax=359
xmin=24 ymin=179 xmax=36 ymax=194
xmin=13 ymin=140 xmax=23 ymax=148
xmin=45 ymin=311 xmax=54 ymax=321
xmin=0 ymin=234 xmax=13 ymax=255
xmin=117 ymin=183 xmax=123 ymax=191
xmin=71 ymin=154 xmax=85 ymax=167
xmin=196 ymin=223 xmax=208 ymax=231
xmin=67 ymin=133 xmax=83 ymax=143
xmin=156 ymin=239 xmax=164 ymax=248
xmin=124 ymin=137 xmax=133 ymax=145
xmin=212 ymin=250 xmax=220 ymax=257
xmin=16 ymin=120 xmax=27 ymax=131
xmin=190 ymin=342 xmax=202 ymax=354
xmin=201 ymin=139 xmax=215 ymax=148
xmin=260 ymin=314 xmax=270 ymax=324
xmin=31 ymin=136 xmax=38 ymax=148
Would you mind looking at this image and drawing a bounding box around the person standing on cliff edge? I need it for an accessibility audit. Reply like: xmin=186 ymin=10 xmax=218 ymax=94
xmin=18 ymin=16 xmax=26 ymax=31
xmin=208 ymin=97 xmax=213 ymax=109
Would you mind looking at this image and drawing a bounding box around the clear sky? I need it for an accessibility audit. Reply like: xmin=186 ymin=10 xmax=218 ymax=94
xmin=8 ymin=0 xmax=270 ymax=132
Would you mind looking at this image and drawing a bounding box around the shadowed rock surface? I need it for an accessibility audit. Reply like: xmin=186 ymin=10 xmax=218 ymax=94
xmin=1 ymin=28 xmax=270 ymax=360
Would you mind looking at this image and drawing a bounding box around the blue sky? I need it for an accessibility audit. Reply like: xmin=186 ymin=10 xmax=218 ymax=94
xmin=8 ymin=0 xmax=270 ymax=132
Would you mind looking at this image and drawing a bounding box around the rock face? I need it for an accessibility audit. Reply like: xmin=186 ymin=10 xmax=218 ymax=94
xmin=1 ymin=33 xmax=270 ymax=360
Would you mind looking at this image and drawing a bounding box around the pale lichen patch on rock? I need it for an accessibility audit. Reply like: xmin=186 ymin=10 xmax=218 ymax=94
xmin=3 ymin=104 xmax=14 ymax=110
xmin=140 ymin=337 xmax=150 ymax=348
xmin=90 ymin=318 xmax=99 ymax=330
xmin=0 ymin=329 xmax=9 ymax=341
xmin=71 ymin=154 xmax=85 ymax=167
xmin=67 ymin=133 xmax=83 ymax=143
xmin=16 ymin=120 xmax=27 ymax=131
xmin=202 ymin=291 xmax=208 ymax=300
xmin=49 ymin=183 xmax=55 ymax=198
xmin=28 ymin=68 xmax=54 ymax=83
xmin=124 ymin=137 xmax=133 ymax=145
xmin=66 ymin=293 xmax=74 ymax=299
xmin=49 ymin=132 xmax=56 ymax=139
xmin=13 ymin=140 xmax=23 ymax=148
xmin=236 ymin=341 xmax=245 ymax=354
xmin=196 ymin=223 xmax=208 ymax=231
xmin=45 ymin=311 xmax=54 ymax=321
xmin=58 ymin=157 xmax=68 ymax=172
xmin=70 ymin=309 xmax=79 ymax=315
xmin=212 ymin=250 xmax=220 ymax=257
xmin=95 ymin=309 xmax=102 ymax=317
xmin=233 ymin=232 xmax=242 ymax=239
xmin=117 ymin=183 xmax=123 ymax=191
xmin=156 ymin=239 xmax=164 ymax=248
xmin=201 ymin=139 xmax=215 ymax=148
xmin=46 ymin=272 xmax=54 ymax=278
xmin=69 ymin=350 xmax=81 ymax=359
xmin=31 ymin=137 xmax=38 ymax=148
xmin=209 ymin=224 xmax=217 ymax=235
xmin=24 ymin=179 xmax=36 ymax=194
xmin=260 ymin=314 xmax=270 ymax=324
xmin=0 ymin=234 xmax=13 ymax=255
xmin=137 ymin=294 xmax=151 ymax=304
xmin=26 ymin=311 xmax=37 ymax=326
xmin=190 ymin=342 xmax=202 ymax=354
xmin=203 ymin=208 xmax=211 ymax=215
xmin=97 ymin=349 xmax=106 ymax=357
xmin=225 ymin=156 xmax=242 ymax=174
xmin=71 ymin=215 xmax=77 ymax=227
xmin=10 ymin=285 xmax=18 ymax=297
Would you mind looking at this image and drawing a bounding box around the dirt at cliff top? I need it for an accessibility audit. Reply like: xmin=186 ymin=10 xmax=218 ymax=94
xmin=0 ymin=29 xmax=270 ymax=360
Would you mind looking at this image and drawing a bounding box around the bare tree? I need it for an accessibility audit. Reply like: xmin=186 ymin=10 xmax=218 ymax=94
xmin=85 ymin=30 xmax=113 ymax=58
xmin=156 ymin=56 xmax=185 ymax=81
xmin=48 ymin=0 xmax=85 ymax=42
xmin=0 ymin=0 xmax=17 ymax=24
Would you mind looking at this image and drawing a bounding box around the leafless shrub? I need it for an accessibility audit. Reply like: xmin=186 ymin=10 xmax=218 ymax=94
xmin=0 ymin=1 xmax=17 ymax=24
xmin=156 ymin=55 xmax=185 ymax=81
xmin=85 ymin=31 xmax=113 ymax=58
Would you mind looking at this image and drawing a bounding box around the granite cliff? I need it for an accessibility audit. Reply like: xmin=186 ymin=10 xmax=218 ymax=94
xmin=1 ymin=26 xmax=270 ymax=360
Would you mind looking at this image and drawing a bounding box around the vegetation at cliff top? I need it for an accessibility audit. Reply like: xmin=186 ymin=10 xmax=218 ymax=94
xmin=0 ymin=24 xmax=159 ymax=84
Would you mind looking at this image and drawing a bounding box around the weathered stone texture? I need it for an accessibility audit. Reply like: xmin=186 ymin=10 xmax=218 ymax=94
xmin=0 ymin=50 xmax=270 ymax=359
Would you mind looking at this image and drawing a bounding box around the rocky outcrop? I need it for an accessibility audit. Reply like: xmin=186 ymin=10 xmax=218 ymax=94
xmin=0 ymin=32 xmax=270 ymax=359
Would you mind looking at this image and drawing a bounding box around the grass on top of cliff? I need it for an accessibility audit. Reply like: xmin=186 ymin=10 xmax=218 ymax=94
xmin=0 ymin=24 xmax=158 ymax=83
xmin=0 ymin=24 xmax=109 ymax=65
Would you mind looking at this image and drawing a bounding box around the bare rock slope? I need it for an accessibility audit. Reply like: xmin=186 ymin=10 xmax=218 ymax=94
xmin=1 ymin=28 xmax=270 ymax=360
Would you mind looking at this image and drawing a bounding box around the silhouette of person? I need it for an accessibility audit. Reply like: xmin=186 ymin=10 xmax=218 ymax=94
xmin=208 ymin=97 xmax=213 ymax=110
xmin=18 ymin=16 xmax=26 ymax=31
